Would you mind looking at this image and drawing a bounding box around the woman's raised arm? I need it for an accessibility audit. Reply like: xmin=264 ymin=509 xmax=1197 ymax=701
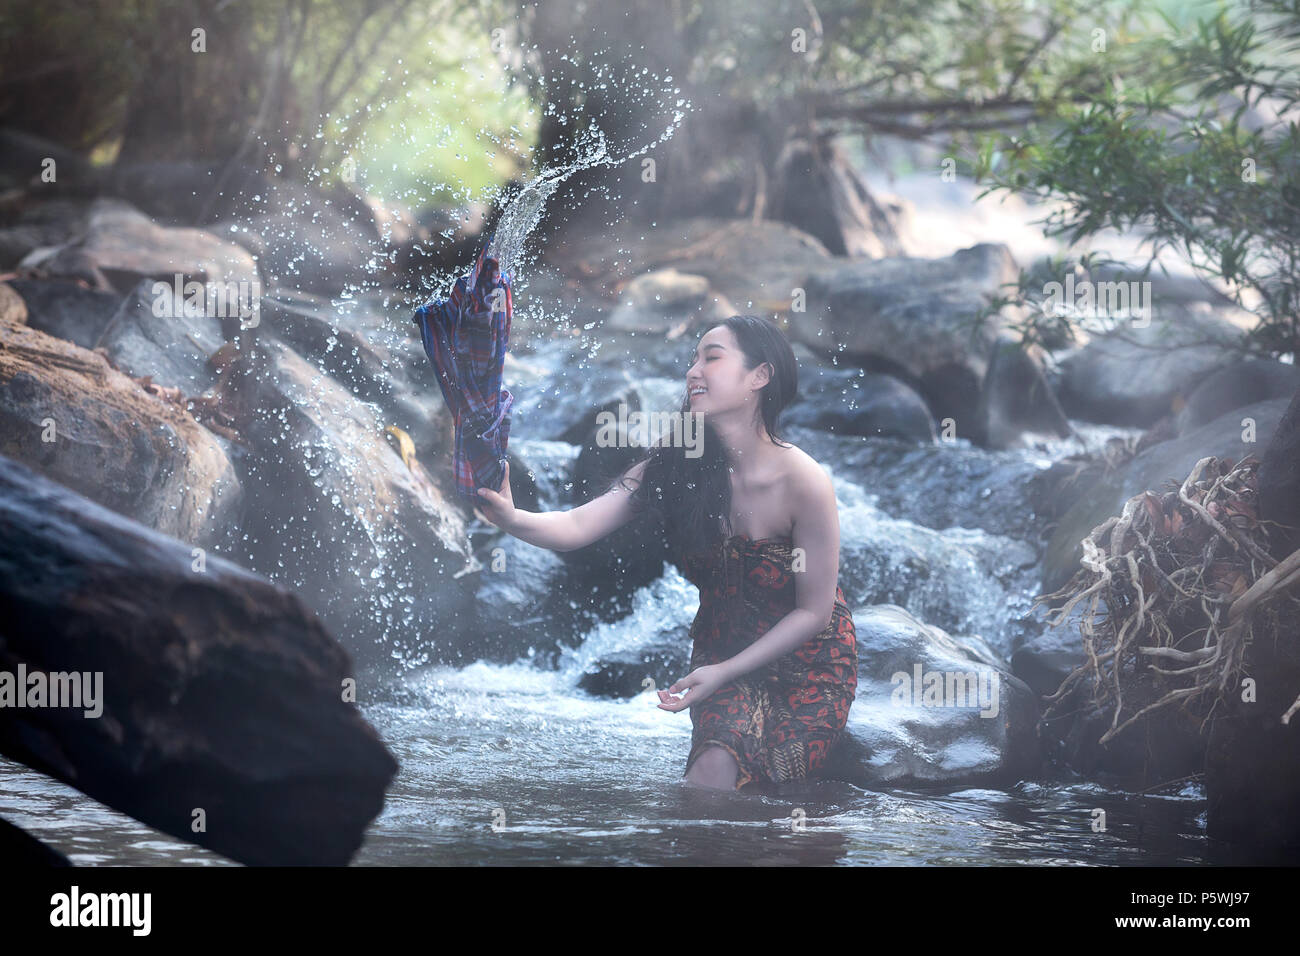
xmin=476 ymin=458 xmax=649 ymax=552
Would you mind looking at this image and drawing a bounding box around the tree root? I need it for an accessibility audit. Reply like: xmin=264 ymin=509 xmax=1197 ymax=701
xmin=1035 ymin=455 xmax=1300 ymax=747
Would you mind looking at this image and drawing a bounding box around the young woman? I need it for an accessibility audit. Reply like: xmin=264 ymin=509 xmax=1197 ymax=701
xmin=474 ymin=314 xmax=858 ymax=791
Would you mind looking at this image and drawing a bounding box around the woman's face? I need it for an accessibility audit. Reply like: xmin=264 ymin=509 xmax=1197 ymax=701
xmin=685 ymin=325 xmax=770 ymax=416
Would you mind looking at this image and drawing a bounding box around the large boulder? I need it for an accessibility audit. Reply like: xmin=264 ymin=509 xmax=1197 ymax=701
xmin=22 ymin=199 xmax=260 ymax=298
xmin=94 ymin=278 xmax=228 ymax=395
xmin=783 ymin=357 xmax=936 ymax=443
xmin=1174 ymin=359 xmax=1300 ymax=437
xmin=257 ymin=288 xmax=453 ymax=458
xmin=792 ymin=243 xmax=1023 ymax=435
xmin=6 ymin=278 xmax=123 ymax=349
xmin=221 ymin=337 xmax=478 ymax=669
xmin=975 ymin=335 xmax=1073 ymax=449
xmin=824 ymin=605 xmax=1042 ymax=788
xmin=0 ymin=453 xmax=397 ymax=865
xmin=0 ymin=317 xmax=241 ymax=548
xmin=1055 ymin=304 xmax=1245 ymax=426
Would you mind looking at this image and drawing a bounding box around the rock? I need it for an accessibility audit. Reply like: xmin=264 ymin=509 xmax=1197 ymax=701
xmin=1056 ymin=304 xmax=1244 ymax=426
xmin=0 ymin=281 xmax=27 ymax=325
xmin=823 ymin=605 xmax=1041 ymax=788
xmin=1041 ymin=398 xmax=1291 ymax=595
xmin=258 ymin=289 xmax=452 ymax=457
xmin=605 ymin=268 xmax=734 ymax=334
xmin=576 ymin=636 xmax=690 ymax=698
xmin=5 ymin=278 xmax=122 ymax=348
xmin=975 ymin=335 xmax=1073 ymax=449
xmin=0 ymin=816 xmax=71 ymax=866
xmin=1257 ymin=385 xmax=1300 ymax=557
xmin=1011 ymin=626 xmax=1087 ymax=700
xmin=28 ymin=199 xmax=261 ymax=297
xmin=0 ymin=197 xmax=95 ymax=268
xmin=542 ymin=216 xmax=835 ymax=320
xmin=0 ymin=453 xmax=398 ymax=865
xmin=1204 ymin=709 xmax=1300 ymax=850
xmin=223 ymin=337 xmax=478 ymax=669
xmin=574 ymin=574 xmax=699 ymax=698
xmin=228 ymin=210 xmax=373 ymax=297
xmin=94 ymin=278 xmax=228 ymax=394
xmin=792 ymin=243 xmax=1022 ymax=434
xmin=1176 ymin=360 xmax=1300 ymax=436
xmin=0 ymin=317 xmax=241 ymax=548
xmin=1038 ymin=680 xmax=1208 ymax=787
xmin=783 ymin=365 xmax=936 ymax=442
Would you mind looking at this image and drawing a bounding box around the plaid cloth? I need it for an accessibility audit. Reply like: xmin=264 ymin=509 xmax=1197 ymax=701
xmin=411 ymin=234 xmax=514 ymax=499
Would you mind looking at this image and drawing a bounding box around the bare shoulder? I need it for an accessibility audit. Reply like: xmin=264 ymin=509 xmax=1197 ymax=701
xmin=775 ymin=443 xmax=834 ymax=501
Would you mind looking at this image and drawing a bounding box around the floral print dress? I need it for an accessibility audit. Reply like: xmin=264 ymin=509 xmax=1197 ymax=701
xmin=677 ymin=532 xmax=859 ymax=789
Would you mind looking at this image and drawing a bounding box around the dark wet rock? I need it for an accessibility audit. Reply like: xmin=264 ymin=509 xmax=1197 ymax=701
xmin=1257 ymin=384 xmax=1300 ymax=558
xmin=1011 ymin=626 xmax=1087 ymax=700
xmin=1038 ymin=681 xmax=1208 ymax=787
xmin=1204 ymin=706 xmax=1300 ymax=849
xmin=792 ymin=243 xmax=1022 ymax=436
xmin=787 ymin=424 xmax=1055 ymax=545
xmin=25 ymin=199 xmax=260 ymax=297
xmin=5 ymin=278 xmax=122 ymax=349
xmin=0 ymin=816 xmax=71 ymax=866
xmin=824 ymin=604 xmax=1041 ymax=788
xmin=0 ymin=197 xmax=95 ymax=248
xmin=0 ymin=317 xmax=241 ymax=548
xmin=1041 ymin=398 xmax=1291 ymax=595
xmin=976 ymin=335 xmax=1073 ymax=449
xmin=0 ymin=453 xmax=398 ymax=865
xmin=577 ymin=631 xmax=691 ymax=699
xmin=95 ymin=278 xmax=228 ymax=394
xmin=1176 ymin=359 xmax=1300 ymax=437
xmin=223 ymin=337 xmax=477 ymax=670
xmin=784 ymin=365 xmax=935 ymax=442
xmin=1056 ymin=306 xmax=1245 ymax=426
xmin=257 ymin=289 xmax=453 ymax=458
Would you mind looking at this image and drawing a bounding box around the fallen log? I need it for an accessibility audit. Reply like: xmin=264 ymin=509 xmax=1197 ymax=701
xmin=0 ymin=453 xmax=398 ymax=865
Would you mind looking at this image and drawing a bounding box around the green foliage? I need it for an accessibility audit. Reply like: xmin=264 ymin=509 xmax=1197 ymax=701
xmin=973 ymin=0 xmax=1300 ymax=358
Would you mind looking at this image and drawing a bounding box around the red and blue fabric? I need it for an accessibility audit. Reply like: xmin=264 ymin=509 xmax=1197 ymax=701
xmin=411 ymin=234 xmax=514 ymax=499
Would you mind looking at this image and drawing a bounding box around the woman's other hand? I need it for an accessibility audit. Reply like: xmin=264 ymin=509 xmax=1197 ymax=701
xmin=476 ymin=461 xmax=517 ymax=531
xmin=656 ymin=664 xmax=729 ymax=712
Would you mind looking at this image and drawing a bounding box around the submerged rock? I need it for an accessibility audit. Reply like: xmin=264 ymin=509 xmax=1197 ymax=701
xmin=0 ymin=453 xmax=397 ymax=866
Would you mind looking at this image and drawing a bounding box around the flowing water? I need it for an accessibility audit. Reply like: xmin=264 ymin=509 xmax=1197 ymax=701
xmin=0 ymin=414 xmax=1244 ymax=865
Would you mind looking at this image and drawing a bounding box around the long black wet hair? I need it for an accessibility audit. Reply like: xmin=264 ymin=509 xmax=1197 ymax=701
xmin=613 ymin=314 xmax=799 ymax=559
